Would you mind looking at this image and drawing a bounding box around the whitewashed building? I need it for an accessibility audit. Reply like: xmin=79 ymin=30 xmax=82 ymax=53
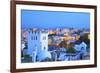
xmin=74 ymin=42 xmax=87 ymax=53
xmin=27 ymin=29 xmax=51 ymax=62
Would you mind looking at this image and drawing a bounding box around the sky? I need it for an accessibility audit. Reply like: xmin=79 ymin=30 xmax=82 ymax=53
xmin=21 ymin=10 xmax=90 ymax=29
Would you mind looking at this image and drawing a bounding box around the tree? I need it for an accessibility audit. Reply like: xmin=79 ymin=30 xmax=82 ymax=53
xmin=59 ymin=40 xmax=67 ymax=48
xmin=79 ymin=33 xmax=90 ymax=48
xmin=66 ymin=43 xmax=76 ymax=53
xmin=74 ymin=33 xmax=90 ymax=48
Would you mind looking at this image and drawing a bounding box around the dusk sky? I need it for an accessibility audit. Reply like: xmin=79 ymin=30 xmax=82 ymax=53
xmin=21 ymin=10 xmax=90 ymax=29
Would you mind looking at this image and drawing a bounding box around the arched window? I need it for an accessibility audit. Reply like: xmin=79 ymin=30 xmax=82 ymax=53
xmin=34 ymin=36 xmax=35 ymax=40
xmin=35 ymin=31 xmax=36 ymax=34
xmin=31 ymin=36 xmax=33 ymax=40
xmin=36 ymin=36 xmax=37 ymax=40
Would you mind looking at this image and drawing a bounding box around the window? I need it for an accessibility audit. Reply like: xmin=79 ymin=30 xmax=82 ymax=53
xmin=36 ymin=36 xmax=37 ymax=40
xmin=31 ymin=36 xmax=33 ymax=40
xmin=32 ymin=36 xmax=37 ymax=40
xmin=43 ymin=36 xmax=46 ymax=40
xmin=34 ymin=36 xmax=35 ymax=40
xmin=35 ymin=31 xmax=36 ymax=34
xmin=44 ymin=47 xmax=46 ymax=50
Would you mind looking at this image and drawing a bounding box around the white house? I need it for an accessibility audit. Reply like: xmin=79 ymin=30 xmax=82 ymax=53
xmin=79 ymin=42 xmax=87 ymax=54
xmin=74 ymin=42 xmax=87 ymax=53
xmin=27 ymin=29 xmax=51 ymax=62
xmin=74 ymin=45 xmax=80 ymax=51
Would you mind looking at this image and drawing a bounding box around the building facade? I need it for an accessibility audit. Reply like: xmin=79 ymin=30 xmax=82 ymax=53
xmin=27 ymin=29 xmax=51 ymax=62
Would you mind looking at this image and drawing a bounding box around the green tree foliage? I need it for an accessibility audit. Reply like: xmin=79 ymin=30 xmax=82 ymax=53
xmin=66 ymin=43 xmax=76 ymax=53
xmin=79 ymin=33 xmax=90 ymax=48
xmin=59 ymin=40 xmax=67 ymax=48
xmin=74 ymin=33 xmax=90 ymax=48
